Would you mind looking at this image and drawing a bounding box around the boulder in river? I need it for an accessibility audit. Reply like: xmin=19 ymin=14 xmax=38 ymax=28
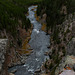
xmin=35 ymin=69 xmax=41 ymax=73
xmin=44 ymin=52 xmax=49 ymax=56
xmin=11 ymin=69 xmax=17 ymax=73
xmin=9 ymin=73 xmax=15 ymax=75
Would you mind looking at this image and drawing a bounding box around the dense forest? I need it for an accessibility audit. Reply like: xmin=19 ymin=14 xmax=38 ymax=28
xmin=37 ymin=0 xmax=75 ymax=30
xmin=0 ymin=0 xmax=42 ymax=37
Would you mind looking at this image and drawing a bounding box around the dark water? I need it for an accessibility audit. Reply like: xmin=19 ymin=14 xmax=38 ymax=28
xmin=9 ymin=6 xmax=50 ymax=75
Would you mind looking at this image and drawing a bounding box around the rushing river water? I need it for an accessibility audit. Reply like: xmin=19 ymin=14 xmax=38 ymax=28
xmin=9 ymin=6 xmax=50 ymax=75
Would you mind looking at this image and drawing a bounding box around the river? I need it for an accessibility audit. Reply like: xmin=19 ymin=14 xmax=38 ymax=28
xmin=9 ymin=5 xmax=50 ymax=75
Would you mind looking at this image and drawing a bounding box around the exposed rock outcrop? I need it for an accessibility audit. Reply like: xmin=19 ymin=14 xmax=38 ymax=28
xmin=59 ymin=70 xmax=75 ymax=75
xmin=0 ymin=39 xmax=8 ymax=75
xmin=39 ymin=12 xmax=75 ymax=74
xmin=55 ymin=55 xmax=75 ymax=75
xmin=67 ymin=38 xmax=75 ymax=55
xmin=9 ymin=73 xmax=14 ymax=75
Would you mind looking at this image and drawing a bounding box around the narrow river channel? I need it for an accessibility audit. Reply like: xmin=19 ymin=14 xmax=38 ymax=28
xmin=9 ymin=5 xmax=50 ymax=75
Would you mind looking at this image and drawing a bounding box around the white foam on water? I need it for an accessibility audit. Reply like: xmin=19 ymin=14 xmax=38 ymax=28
xmin=35 ymin=58 xmax=39 ymax=61
xmin=33 ymin=29 xmax=40 ymax=34
xmin=23 ymin=64 xmax=27 ymax=67
xmin=31 ymin=21 xmax=35 ymax=23
xmin=28 ymin=69 xmax=34 ymax=72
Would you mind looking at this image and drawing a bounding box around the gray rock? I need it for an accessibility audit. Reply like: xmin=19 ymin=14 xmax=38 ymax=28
xmin=0 ymin=64 xmax=2 ymax=71
xmin=0 ymin=39 xmax=8 ymax=72
xmin=28 ymin=48 xmax=33 ymax=50
xmin=44 ymin=52 xmax=49 ymax=56
xmin=0 ymin=53 xmax=2 ymax=57
xmin=11 ymin=69 xmax=17 ymax=73
xmin=35 ymin=69 xmax=41 ymax=73
xmin=67 ymin=38 xmax=75 ymax=55
xmin=55 ymin=55 xmax=75 ymax=75
xmin=9 ymin=73 xmax=15 ymax=75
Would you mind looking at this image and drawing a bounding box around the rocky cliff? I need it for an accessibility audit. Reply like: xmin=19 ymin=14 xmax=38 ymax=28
xmin=51 ymin=13 xmax=75 ymax=75
xmin=0 ymin=24 xmax=33 ymax=75
xmin=36 ymin=12 xmax=75 ymax=75
xmin=0 ymin=39 xmax=8 ymax=75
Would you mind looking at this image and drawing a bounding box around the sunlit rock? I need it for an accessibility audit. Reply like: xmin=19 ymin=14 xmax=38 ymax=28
xmin=59 ymin=70 xmax=75 ymax=75
xmin=9 ymin=73 xmax=15 ymax=75
xmin=55 ymin=55 xmax=75 ymax=75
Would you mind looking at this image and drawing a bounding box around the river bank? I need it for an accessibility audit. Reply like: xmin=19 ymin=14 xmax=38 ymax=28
xmin=8 ymin=5 xmax=50 ymax=75
xmin=36 ymin=10 xmax=75 ymax=75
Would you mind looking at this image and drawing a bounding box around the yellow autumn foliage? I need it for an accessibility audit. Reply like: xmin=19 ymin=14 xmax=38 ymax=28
xmin=41 ymin=23 xmax=46 ymax=32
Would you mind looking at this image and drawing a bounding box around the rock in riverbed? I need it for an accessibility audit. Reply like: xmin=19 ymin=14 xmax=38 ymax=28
xmin=44 ymin=52 xmax=49 ymax=56
xmin=0 ymin=39 xmax=8 ymax=74
xmin=35 ymin=69 xmax=41 ymax=73
xmin=9 ymin=73 xmax=15 ymax=75
xmin=11 ymin=69 xmax=17 ymax=73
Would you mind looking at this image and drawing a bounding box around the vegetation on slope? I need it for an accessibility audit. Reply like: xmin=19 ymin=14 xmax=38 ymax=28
xmin=0 ymin=0 xmax=42 ymax=37
xmin=37 ymin=0 xmax=75 ymax=45
xmin=37 ymin=0 xmax=75 ymax=74
xmin=37 ymin=0 xmax=75 ymax=31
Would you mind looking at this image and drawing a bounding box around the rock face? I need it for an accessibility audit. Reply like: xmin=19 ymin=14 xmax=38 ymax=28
xmin=67 ymin=38 xmax=75 ymax=55
xmin=55 ymin=55 xmax=75 ymax=75
xmin=0 ymin=39 xmax=8 ymax=75
xmin=9 ymin=73 xmax=15 ymax=75
xmin=59 ymin=70 xmax=75 ymax=75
